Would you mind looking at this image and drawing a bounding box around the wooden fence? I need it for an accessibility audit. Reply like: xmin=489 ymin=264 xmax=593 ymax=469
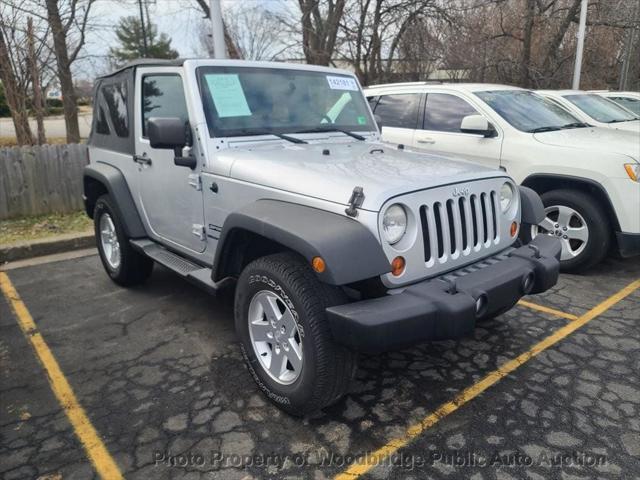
xmin=0 ymin=144 xmax=89 ymax=220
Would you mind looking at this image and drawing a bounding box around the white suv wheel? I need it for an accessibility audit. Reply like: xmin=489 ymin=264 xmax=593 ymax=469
xmin=532 ymin=205 xmax=589 ymax=261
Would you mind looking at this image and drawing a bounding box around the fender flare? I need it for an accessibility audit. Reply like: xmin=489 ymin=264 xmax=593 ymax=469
xmin=213 ymin=200 xmax=391 ymax=285
xmin=518 ymin=185 xmax=545 ymax=225
xmin=83 ymin=163 xmax=146 ymax=238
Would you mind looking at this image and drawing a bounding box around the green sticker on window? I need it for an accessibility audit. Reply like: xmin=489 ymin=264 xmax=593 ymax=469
xmin=357 ymin=115 xmax=367 ymax=125
xmin=205 ymin=74 xmax=252 ymax=118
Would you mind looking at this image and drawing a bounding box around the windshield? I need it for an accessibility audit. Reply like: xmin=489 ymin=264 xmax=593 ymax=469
xmin=197 ymin=66 xmax=376 ymax=138
xmin=564 ymin=94 xmax=638 ymax=123
xmin=475 ymin=90 xmax=581 ymax=132
xmin=606 ymin=96 xmax=640 ymax=116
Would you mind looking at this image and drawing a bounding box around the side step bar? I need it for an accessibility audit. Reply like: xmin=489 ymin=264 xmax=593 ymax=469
xmin=130 ymin=239 xmax=235 ymax=295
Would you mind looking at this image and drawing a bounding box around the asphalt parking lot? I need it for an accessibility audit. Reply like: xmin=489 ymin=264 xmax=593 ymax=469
xmin=1 ymin=251 xmax=639 ymax=479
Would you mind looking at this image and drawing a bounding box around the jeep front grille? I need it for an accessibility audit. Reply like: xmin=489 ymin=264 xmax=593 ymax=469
xmin=378 ymin=177 xmax=519 ymax=288
xmin=419 ymin=192 xmax=499 ymax=265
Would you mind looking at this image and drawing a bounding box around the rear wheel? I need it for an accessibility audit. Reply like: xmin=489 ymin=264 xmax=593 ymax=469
xmin=235 ymin=252 xmax=356 ymax=416
xmin=527 ymin=190 xmax=609 ymax=272
xmin=94 ymin=194 xmax=153 ymax=286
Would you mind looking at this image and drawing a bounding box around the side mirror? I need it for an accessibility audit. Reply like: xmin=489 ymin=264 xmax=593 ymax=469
xmin=374 ymin=114 xmax=383 ymax=129
xmin=460 ymin=114 xmax=496 ymax=137
xmin=147 ymin=117 xmax=196 ymax=169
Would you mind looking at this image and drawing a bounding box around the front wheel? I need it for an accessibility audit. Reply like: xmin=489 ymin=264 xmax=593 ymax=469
xmin=526 ymin=190 xmax=610 ymax=272
xmin=235 ymin=252 xmax=356 ymax=416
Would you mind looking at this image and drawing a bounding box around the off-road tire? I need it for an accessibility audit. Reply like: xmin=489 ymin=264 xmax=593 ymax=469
xmin=235 ymin=252 xmax=356 ymax=416
xmin=525 ymin=189 xmax=610 ymax=273
xmin=94 ymin=194 xmax=153 ymax=286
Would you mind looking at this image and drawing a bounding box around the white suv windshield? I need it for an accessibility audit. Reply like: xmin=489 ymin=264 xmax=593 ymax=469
xmin=564 ymin=94 xmax=639 ymax=123
xmin=197 ymin=66 xmax=376 ymax=138
xmin=476 ymin=90 xmax=584 ymax=133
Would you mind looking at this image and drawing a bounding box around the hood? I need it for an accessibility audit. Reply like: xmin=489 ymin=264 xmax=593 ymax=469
xmin=533 ymin=127 xmax=640 ymax=158
xmin=221 ymin=141 xmax=503 ymax=211
xmin=607 ymin=120 xmax=640 ymax=133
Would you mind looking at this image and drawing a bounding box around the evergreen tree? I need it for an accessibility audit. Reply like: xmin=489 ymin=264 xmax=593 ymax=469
xmin=109 ymin=16 xmax=179 ymax=66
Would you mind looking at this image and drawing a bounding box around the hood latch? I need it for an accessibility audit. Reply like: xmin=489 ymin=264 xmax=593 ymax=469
xmin=345 ymin=186 xmax=365 ymax=217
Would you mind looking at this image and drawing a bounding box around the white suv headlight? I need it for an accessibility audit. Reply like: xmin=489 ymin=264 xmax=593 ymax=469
xmin=382 ymin=204 xmax=407 ymax=244
xmin=499 ymin=182 xmax=515 ymax=212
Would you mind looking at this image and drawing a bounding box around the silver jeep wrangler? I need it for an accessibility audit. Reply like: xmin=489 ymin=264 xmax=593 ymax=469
xmin=84 ymin=59 xmax=561 ymax=415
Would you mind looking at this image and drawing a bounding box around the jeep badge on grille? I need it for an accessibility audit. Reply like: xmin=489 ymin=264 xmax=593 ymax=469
xmin=452 ymin=186 xmax=470 ymax=197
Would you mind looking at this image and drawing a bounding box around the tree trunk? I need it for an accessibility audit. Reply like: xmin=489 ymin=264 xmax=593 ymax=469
xmin=298 ymin=0 xmax=345 ymax=65
xmin=27 ymin=17 xmax=47 ymax=145
xmin=520 ymin=0 xmax=535 ymax=87
xmin=541 ymin=0 xmax=582 ymax=87
xmin=0 ymin=30 xmax=34 ymax=145
xmin=45 ymin=0 xmax=81 ymax=143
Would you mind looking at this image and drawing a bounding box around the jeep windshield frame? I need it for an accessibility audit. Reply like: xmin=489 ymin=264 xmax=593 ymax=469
xmin=196 ymin=66 xmax=376 ymax=139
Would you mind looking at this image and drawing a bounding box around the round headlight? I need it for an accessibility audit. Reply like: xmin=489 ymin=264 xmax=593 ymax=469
xmin=500 ymin=182 xmax=515 ymax=212
xmin=382 ymin=204 xmax=407 ymax=245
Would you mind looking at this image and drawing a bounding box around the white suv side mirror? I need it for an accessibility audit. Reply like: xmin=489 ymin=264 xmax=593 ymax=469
xmin=460 ymin=114 xmax=496 ymax=137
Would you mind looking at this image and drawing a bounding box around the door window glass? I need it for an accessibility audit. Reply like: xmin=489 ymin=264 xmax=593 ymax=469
xmin=423 ymin=93 xmax=478 ymax=132
xmin=142 ymin=75 xmax=189 ymax=137
xmin=373 ymin=94 xmax=420 ymax=129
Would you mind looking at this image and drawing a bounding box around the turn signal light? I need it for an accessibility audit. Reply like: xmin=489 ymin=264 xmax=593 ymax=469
xmin=391 ymin=256 xmax=406 ymax=276
xmin=311 ymin=256 xmax=326 ymax=273
xmin=510 ymin=221 xmax=519 ymax=237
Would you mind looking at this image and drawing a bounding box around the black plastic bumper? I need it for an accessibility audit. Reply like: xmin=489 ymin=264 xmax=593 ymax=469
xmin=326 ymin=235 xmax=561 ymax=353
xmin=616 ymin=232 xmax=640 ymax=258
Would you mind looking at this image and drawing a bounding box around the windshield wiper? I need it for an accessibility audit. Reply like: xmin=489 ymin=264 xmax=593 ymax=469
xmin=606 ymin=119 xmax=634 ymax=124
xmin=528 ymin=126 xmax=562 ymax=133
xmin=561 ymin=122 xmax=591 ymax=129
xmin=233 ymin=129 xmax=307 ymax=144
xmin=293 ymin=126 xmax=366 ymax=141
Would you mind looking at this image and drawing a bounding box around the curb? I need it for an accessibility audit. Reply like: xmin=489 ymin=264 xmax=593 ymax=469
xmin=0 ymin=231 xmax=95 ymax=264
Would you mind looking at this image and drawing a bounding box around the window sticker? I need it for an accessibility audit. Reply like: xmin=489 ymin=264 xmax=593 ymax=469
xmin=326 ymin=75 xmax=358 ymax=91
xmin=357 ymin=115 xmax=367 ymax=125
xmin=205 ymin=74 xmax=252 ymax=118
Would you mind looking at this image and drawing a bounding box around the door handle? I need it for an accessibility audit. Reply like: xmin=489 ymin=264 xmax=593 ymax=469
xmin=417 ymin=138 xmax=436 ymax=145
xmin=133 ymin=154 xmax=152 ymax=165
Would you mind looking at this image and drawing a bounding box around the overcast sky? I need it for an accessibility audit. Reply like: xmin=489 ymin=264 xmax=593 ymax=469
xmin=79 ymin=0 xmax=288 ymax=79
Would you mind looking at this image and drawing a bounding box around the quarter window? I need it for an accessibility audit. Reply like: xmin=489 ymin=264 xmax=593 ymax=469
xmin=373 ymin=94 xmax=420 ymax=129
xmin=95 ymin=105 xmax=110 ymax=135
xmin=423 ymin=93 xmax=478 ymax=132
xmin=142 ymin=75 xmax=189 ymax=137
xmin=102 ymin=82 xmax=129 ymax=137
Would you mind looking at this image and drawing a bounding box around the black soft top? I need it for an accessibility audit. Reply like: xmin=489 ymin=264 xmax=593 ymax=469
xmin=97 ymin=58 xmax=186 ymax=80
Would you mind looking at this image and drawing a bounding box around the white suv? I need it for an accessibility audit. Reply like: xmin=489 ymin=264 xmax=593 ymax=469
xmin=537 ymin=89 xmax=640 ymax=133
xmin=364 ymin=83 xmax=640 ymax=271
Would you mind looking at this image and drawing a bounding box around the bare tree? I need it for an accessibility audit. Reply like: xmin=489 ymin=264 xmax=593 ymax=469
xmin=298 ymin=0 xmax=346 ymax=65
xmin=0 ymin=5 xmax=35 ymax=145
xmin=44 ymin=0 xmax=95 ymax=144
xmin=27 ymin=17 xmax=46 ymax=145
xmin=191 ymin=0 xmax=242 ymax=58
xmin=0 ymin=28 xmax=34 ymax=145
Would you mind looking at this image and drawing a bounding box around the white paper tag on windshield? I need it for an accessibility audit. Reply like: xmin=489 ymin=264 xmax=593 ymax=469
xmin=326 ymin=75 xmax=358 ymax=91
xmin=205 ymin=74 xmax=252 ymax=118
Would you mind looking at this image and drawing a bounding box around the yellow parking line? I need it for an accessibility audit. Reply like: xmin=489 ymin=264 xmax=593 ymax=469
xmin=0 ymin=272 xmax=124 ymax=480
xmin=517 ymin=299 xmax=579 ymax=321
xmin=335 ymin=279 xmax=640 ymax=480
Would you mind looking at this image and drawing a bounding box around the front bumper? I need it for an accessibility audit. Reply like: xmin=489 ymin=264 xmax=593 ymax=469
xmin=616 ymin=232 xmax=640 ymax=258
xmin=326 ymin=235 xmax=561 ymax=353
